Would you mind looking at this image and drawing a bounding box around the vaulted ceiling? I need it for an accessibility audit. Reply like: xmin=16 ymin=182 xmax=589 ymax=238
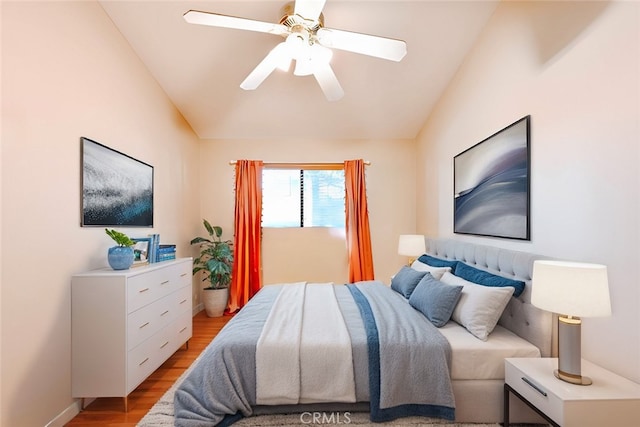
xmin=100 ymin=1 xmax=498 ymax=140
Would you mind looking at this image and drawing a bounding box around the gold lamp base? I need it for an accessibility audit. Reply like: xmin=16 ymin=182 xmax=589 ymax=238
xmin=554 ymin=369 xmax=593 ymax=386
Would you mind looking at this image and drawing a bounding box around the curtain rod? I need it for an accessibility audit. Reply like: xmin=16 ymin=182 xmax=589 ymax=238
xmin=228 ymin=160 xmax=371 ymax=167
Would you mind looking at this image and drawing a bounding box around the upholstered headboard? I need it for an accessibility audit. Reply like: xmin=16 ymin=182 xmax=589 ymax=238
xmin=425 ymin=238 xmax=555 ymax=357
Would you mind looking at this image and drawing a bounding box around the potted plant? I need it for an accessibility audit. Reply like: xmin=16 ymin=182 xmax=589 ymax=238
xmin=105 ymin=228 xmax=135 ymax=270
xmin=191 ymin=219 xmax=233 ymax=317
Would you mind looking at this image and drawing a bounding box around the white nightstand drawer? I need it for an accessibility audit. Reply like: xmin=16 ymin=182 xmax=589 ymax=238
xmin=505 ymin=361 xmax=563 ymax=425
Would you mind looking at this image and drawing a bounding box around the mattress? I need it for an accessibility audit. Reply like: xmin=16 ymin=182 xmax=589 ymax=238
xmin=439 ymin=321 xmax=541 ymax=380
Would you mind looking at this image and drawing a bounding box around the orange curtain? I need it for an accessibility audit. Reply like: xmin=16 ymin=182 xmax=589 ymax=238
xmin=344 ymin=159 xmax=375 ymax=282
xmin=228 ymin=160 xmax=263 ymax=313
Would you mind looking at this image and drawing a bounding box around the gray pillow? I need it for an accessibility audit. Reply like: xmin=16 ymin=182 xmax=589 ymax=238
xmin=409 ymin=273 xmax=463 ymax=327
xmin=390 ymin=266 xmax=427 ymax=298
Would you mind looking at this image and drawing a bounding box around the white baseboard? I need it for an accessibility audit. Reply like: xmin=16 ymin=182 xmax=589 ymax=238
xmin=45 ymin=398 xmax=90 ymax=427
xmin=193 ymin=302 xmax=203 ymax=315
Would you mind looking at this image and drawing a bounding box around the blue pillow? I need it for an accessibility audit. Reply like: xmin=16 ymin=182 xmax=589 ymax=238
xmin=453 ymin=262 xmax=525 ymax=297
xmin=417 ymin=254 xmax=458 ymax=269
xmin=409 ymin=273 xmax=463 ymax=327
xmin=391 ymin=266 xmax=427 ymax=298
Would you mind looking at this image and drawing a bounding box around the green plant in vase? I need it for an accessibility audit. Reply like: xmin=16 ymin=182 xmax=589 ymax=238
xmin=191 ymin=219 xmax=233 ymax=316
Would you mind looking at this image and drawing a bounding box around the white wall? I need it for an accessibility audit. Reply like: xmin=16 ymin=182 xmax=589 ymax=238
xmin=1 ymin=2 xmax=201 ymax=426
xmin=198 ymin=138 xmax=418 ymax=287
xmin=417 ymin=1 xmax=640 ymax=382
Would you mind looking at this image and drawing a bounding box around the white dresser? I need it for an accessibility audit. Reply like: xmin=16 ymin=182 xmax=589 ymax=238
xmin=71 ymin=258 xmax=193 ymax=411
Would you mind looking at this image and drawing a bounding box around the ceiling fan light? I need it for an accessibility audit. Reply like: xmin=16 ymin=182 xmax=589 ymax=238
xmin=294 ymin=58 xmax=313 ymax=76
xmin=285 ymin=32 xmax=307 ymax=58
xmin=311 ymin=43 xmax=332 ymax=64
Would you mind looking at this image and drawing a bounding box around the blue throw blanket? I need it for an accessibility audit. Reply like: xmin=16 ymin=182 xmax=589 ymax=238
xmin=347 ymin=283 xmax=455 ymax=422
xmin=174 ymin=282 xmax=455 ymax=426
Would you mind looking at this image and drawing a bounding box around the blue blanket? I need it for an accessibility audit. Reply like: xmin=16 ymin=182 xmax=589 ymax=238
xmin=348 ymin=283 xmax=455 ymax=422
xmin=174 ymin=282 xmax=455 ymax=426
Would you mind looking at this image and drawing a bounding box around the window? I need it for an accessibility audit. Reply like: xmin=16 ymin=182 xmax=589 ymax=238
xmin=262 ymin=168 xmax=345 ymax=227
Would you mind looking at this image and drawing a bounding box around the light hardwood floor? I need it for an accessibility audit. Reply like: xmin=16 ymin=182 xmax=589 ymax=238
xmin=65 ymin=311 xmax=232 ymax=427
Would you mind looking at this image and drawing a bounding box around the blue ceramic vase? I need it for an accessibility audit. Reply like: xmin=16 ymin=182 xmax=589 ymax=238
xmin=108 ymin=246 xmax=134 ymax=270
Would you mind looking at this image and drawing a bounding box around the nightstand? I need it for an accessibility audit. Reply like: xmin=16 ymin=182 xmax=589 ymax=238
xmin=504 ymin=358 xmax=640 ymax=427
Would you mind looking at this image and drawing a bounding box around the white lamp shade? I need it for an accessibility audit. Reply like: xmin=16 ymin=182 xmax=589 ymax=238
xmin=532 ymin=260 xmax=611 ymax=317
xmin=397 ymin=235 xmax=426 ymax=257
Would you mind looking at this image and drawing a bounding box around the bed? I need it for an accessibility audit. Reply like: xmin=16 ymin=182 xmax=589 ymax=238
xmin=174 ymin=238 xmax=554 ymax=426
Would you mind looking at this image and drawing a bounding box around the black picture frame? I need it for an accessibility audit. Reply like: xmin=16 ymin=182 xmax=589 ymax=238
xmin=81 ymin=137 xmax=154 ymax=227
xmin=453 ymin=116 xmax=530 ymax=240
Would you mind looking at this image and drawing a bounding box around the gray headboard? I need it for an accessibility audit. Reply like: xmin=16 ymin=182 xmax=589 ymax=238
xmin=425 ymin=238 xmax=555 ymax=357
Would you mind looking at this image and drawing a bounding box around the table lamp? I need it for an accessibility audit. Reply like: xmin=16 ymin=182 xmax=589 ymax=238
xmin=397 ymin=235 xmax=426 ymax=266
xmin=532 ymin=260 xmax=611 ymax=385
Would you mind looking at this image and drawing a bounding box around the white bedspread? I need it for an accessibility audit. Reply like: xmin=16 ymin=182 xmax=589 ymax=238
xmin=255 ymin=283 xmax=356 ymax=405
xmin=439 ymin=322 xmax=541 ymax=380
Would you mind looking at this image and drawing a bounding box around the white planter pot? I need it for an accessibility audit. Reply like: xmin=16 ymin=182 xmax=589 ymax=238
xmin=202 ymin=288 xmax=229 ymax=317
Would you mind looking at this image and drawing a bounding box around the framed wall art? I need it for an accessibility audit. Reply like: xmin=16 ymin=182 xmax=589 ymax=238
xmin=81 ymin=137 xmax=154 ymax=227
xmin=453 ymin=116 xmax=530 ymax=240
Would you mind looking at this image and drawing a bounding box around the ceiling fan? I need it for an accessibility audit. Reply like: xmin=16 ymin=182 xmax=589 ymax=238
xmin=183 ymin=0 xmax=407 ymax=101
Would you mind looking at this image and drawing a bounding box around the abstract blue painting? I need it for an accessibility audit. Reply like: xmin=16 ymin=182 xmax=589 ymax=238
xmin=81 ymin=137 xmax=154 ymax=227
xmin=454 ymin=116 xmax=530 ymax=240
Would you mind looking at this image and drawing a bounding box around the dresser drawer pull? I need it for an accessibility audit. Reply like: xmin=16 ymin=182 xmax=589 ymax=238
xmin=160 ymin=280 xmax=170 ymax=285
xmin=180 ymin=273 xmax=188 ymax=277
xmin=160 ymin=341 xmax=169 ymax=349
xmin=180 ymin=326 xmax=187 ymax=333
xmin=139 ymin=322 xmax=150 ymax=329
xmin=522 ymin=377 xmax=547 ymax=396
xmin=161 ymin=310 xmax=169 ymax=316
xmin=180 ymin=299 xmax=187 ymax=305
xmin=139 ymin=357 xmax=149 ymax=366
xmin=139 ymin=287 xmax=150 ymax=293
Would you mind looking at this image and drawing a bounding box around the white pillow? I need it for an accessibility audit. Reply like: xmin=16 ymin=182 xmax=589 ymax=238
xmin=410 ymin=260 xmax=451 ymax=280
xmin=439 ymin=271 xmax=514 ymax=341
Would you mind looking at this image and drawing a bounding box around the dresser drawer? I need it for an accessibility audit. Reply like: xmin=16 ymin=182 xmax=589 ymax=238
xmin=174 ymin=285 xmax=192 ymax=315
xmin=126 ymin=311 xmax=192 ymax=392
xmin=505 ymin=361 xmax=563 ymax=425
xmin=127 ymin=293 xmax=172 ymax=350
xmin=127 ymin=262 xmax=189 ymax=313
xmin=128 ymin=284 xmax=192 ymax=349
xmin=173 ymin=262 xmax=192 ymax=287
xmin=127 ymin=335 xmax=160 ymax=393
xmin=172 ymin=310 xmax=193 ymax=346
xmin=156 ymin=311 xmax=192 ymax=362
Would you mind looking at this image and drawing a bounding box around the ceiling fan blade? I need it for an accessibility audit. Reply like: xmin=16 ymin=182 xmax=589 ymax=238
xmin=294 ymin=0 xmax=327 ymax=21
xmin=183 ymin=10 xmax=288 ymax=36
xmin=312 ymin=63 xmax=344 ymax=101
xmin=316 ymin=28 xmax=407 ymax=62
xmin=240 ymin=42 xmax=291 ymax=90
